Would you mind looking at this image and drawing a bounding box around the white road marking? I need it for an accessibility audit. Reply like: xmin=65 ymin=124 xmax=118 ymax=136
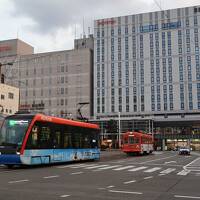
xmin=183 ymin=157 xmax=200 ymax=172
xmin=8 ymin=179 xmax=29 ymax=184
xmin=57 ymin=164 xmax=91 ymax=169
xmin=93 ymin=165 xmax=121 ymax=171
xmin=97 ymin=188 xmax=106 ymax=190
xmin=124 ymin=180 xmax=136 ymax=184
xmin=70 ymin=164 xmax=97 ymax=168
xmin=129 ymin=162 xmax=183 ymax=167
xmin=60 ymin=194 xmax=71 ymax=198
xmin=113 ymin=165 xmax=135 ymax=171
xmin=174 ymin=195 xmax=200 ymax=199
xmin=71 ymin=171 xmax=83 ymax=175
xmin=108 ymin=190 xmax=143 ymax=195
xmin=144 ymin=167 xmax=161 ymax=173
xmin=144 ymin=176 xmax=153 ymax=180
xmin=165 ymin=161 xmax=177 ymax=164
xmin=177 ymin=170 xmax=191 ymax=176
xmin=158 ymin=174 xmax=166 ymax=176
xmin=128 ymin=166 xmax=148 ymax=172
xmin=140 ymin=155 xmax=176 ymax=164
xmin=43 ymin=175 xmax=59 ymax=179
xmin=107 ymin=185 xmax=115 ymax=188
xmin=85 ymin=165 xmax=109 ymax=169
xmin=160 ymin=168 xmax=176 ymax=174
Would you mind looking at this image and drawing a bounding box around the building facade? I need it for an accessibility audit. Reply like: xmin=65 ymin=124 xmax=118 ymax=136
xmin=0 ymin=83 xmax=19 ymax=115
xmin=93 ymin=6 xmax=200 ymax=150
xmin=0 ymin=38 xmax=94 ymax=119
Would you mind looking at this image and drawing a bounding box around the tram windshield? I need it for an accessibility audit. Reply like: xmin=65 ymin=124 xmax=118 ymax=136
xmin=0 ymin=118 xmax=31 ymax=147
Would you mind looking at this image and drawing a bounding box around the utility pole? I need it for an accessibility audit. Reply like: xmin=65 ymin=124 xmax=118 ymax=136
xmin=118 ymin=112 xmax=121 ymax=148
xmin=77 ymin=102 xmax=89 ymax=121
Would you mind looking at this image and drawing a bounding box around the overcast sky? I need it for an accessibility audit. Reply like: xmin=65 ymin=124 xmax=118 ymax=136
xmin=1 ymin=0 xmax=199 ymax=53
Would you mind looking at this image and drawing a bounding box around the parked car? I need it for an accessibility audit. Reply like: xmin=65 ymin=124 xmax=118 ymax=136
xmin=178 ymin=146 xmax=190 ymax=155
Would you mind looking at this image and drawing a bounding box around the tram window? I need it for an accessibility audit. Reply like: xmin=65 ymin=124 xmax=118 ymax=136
xmin=63 ymin=132 xmax=72 ymax=148
xmin=26 ymin=125 xmax=39 ymax=149
xmin=124 ymin=137 xmax=128 ymax=144
xmin=135 ymin=138 xmax=139 ymax=143
xmin=129 ymin=137 xmax=134 ymax=144
xmin=71 ymin=127 xmax=80 ymax=148
xmin=26 ymin=122 xmax=52 ymax=149
xmin=53 ymin=131 xmax=62 ymax=148
xmin=129 ymin=137 xmax=139 ymax=144
xmin=80 ymin=129 xmax=89 ymax=148
xmin=39 ymin=124 xmax=51 ymax=148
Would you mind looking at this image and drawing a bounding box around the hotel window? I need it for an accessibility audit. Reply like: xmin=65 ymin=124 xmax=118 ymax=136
xmin=102 ymin=29 xmax=104 ymax=37
xmin=118 ymin=27 xmax=121 ymax=35
xmin=119 ymin=105 xmax=122 ymax=112
xmin=126 ymin=105 xmax=129 ymax=112
xmin=125 ymin=26 xmax=128 ymax=34
xmin=111 ymin=29 xmax=114 ymax=36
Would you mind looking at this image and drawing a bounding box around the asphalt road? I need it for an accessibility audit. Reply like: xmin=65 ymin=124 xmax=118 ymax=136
xmin=0 ymin=151 xmax=200 ymax=200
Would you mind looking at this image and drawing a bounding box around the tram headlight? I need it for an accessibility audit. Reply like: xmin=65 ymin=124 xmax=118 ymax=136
xmin=16 ymin=152 xmax=20 ymax=155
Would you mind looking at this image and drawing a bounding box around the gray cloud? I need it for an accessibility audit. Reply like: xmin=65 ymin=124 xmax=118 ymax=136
xmin=10 ymin=0 xmax=150 ymax=33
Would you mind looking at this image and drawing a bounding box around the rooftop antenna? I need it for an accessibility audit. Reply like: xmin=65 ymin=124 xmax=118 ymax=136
xmin=74 ymin=24 xmax=77 ymax=39
xmin=17 ymin=28 xmax=19 ymax=39
xmin=154 ymin=0 xmax=169 ymax=18
xmin=83 ymin=17 xmax=86 ymax=38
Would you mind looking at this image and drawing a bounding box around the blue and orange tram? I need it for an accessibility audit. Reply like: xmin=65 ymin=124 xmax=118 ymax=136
xmin=0 ymin=113 xmax=100 ymax=167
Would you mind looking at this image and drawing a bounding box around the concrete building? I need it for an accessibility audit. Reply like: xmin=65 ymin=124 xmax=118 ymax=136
xmin=0 ymin=83 xmax=19 ymax=115
xmin=93 ymin=5 xmax=200 ymax=150
xmin=0 ymin=37 xmax=94 ymax=119
xmin=0 ymin=39 xmax=34 ymax=58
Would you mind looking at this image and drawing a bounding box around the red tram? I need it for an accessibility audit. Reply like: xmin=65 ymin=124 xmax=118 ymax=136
xmin=121 ymin=131 xmax=153 ymax=155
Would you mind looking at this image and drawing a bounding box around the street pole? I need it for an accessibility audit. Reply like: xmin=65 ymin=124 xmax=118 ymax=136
xmin=118 ymin=112 xmax=121 ymax=148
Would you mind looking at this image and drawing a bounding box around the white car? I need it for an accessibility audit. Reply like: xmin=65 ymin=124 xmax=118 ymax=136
xmin=178 ymin=147 xmax=190 ymax=155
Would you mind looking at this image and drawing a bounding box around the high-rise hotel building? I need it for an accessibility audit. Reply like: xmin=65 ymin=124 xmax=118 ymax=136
xmin=94 ymin=6 xmax=200 ymax=118
xmin=93 ymin=6 xmax=200 ymax=149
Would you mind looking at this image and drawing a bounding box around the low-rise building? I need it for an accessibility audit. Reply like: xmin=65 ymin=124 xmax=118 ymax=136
xmin=0 ymin=83 xmax=19 ymax=115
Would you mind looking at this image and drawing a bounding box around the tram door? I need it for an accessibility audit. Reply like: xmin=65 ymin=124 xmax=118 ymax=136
xmin=52 ymin=129 xmax=63 ymax=161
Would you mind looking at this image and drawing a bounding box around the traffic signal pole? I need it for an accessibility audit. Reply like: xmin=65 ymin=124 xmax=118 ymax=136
xmin=118 ymin=112 xmax=121 ymax=148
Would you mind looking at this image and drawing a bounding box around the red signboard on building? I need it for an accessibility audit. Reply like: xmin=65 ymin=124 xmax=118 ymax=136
xmin=0 ymin=46 xmax=11 ymax=52
xmin=97 ymin=19 xmax=116 ymax=26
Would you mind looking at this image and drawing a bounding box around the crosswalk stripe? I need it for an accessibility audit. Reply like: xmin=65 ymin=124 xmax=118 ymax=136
xmin=177 ymin=170 xmax=190 ymax=176
xmin=113 ymin=165 xmax=135 ymax=171
xmin=85 ymin=165 xmax=109 ymax=169
xmin=56 ymin=163 xmax=195 ymax=177
xmin=160 ymin=168 xmax=176 ymax=174
xmin=144 ymin=167 xmax=161 ymax=173
xmin=128 ymin=166 xmax=148 ymax=172
xmin=57 ymin=164 xmax=96 ymax=169
xmin=94 ymin=165 xmax=121 ymax=171
xmin=97 ymin=165 xmax=122 ymax=170
xmin=70 ymin=164 xmax=97 ymax=168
